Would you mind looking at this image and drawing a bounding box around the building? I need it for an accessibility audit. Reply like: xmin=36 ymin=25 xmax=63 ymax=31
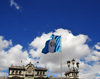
xmin=0 ymin=77 xmax=8 ymax=79
xmin=0 ymin=59 xmax=80 ymax=79
xmin=8 ymin=62 xmax=47 ymax=79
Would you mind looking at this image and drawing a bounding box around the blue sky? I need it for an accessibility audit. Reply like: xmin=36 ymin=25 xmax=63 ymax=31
xmin=0 ymin=0 xmax=100 ymax=78
xmin=0 ymin=0 xmax=100 ymax=47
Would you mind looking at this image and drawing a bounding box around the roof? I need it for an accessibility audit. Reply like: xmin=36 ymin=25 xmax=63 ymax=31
xmin=9 ymin=62 xmax=47 ymax=71
xmin=52 ymin=77 xmax=66 ymax=79
xmin=0 ymin=77 xmax=66 ymax=79
xmin=9 ymin=65 xmax=25 ymax=70
xmin=0 ymin=77 xmax=8 ymax=79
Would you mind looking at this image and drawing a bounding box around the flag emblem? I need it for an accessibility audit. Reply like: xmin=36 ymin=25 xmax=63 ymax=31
xmin=50 ymin=40 xmax=55 ymax=47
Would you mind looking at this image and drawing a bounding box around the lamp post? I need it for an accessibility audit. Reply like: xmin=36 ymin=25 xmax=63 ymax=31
xmin=67 ymin=61 xmax=70 ymax=68
xmin=65 ymin=59 xmax=79 ymax=79
xmin=76 ymin=62 xmax=79 ymax=68
xmin=72 ymin=59 xmax=75 ymax=66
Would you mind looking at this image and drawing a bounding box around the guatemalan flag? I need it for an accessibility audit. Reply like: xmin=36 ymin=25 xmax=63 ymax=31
xmin=42 ymin=34 xmax=61 ymax=54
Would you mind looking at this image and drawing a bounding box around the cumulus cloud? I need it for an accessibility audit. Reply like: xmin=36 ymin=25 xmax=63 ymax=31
xmin=85 ymin=43 xmax=100 ymax=62
xmin=29 ymin=29 xmax=92 ymax=77
xmin=95 ymin=42 xmax=100 ymax=50
xmin=79 ymin=61 xmax=100 ymax=79
xmin=0 ymin=37 xmax=32 ymax=76
xmin=10 ymin=0 xmax=20 ymax=10
xmin=0 ymin=44 xmax=32 ymax=71
xmin=29 ymin=28 xmax=100 ymax=79
xmin=0 ymin=28 xmax=100 ymax=79
xmin=0 ymin=36 xmax=12 ymax=50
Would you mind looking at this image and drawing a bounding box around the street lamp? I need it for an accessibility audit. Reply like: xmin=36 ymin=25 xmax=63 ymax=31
xmin=65 ymin=59 xmax=79 ymax=79
xmin=76 ymin=62 xmax=79 ymax=68
xmin=67 ymin=61 xmax=70 ymax=68
xmin=72 ymin=59 xmax=75 ymax=65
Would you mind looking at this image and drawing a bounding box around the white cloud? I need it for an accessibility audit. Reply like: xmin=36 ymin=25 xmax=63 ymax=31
xmin=0 ymin=28 xmax=100 ymax=79
xmin=79 ymin=61 xmax=100 ymax=79
xmin=85 ymin=50 xmax=100 ymax=62
xmin=0 ymin=40 xmax=33 ymax=73
xmin=30 ymin=28 xmax=92 ymax=77
xmin=95 ymin=42 xmax=100 ymax=50
xmin=0 ymin=36 xmax=12 ymax=50
xmin=0 ymin=36 xmax=36 ymax=76
xmin=30 ymin=28 xmax=100 ymax=79
xmin=0 ymin=44 xmax=31 ymax=71
xmin=10 ymin=0 xmax=20 ymax=10
xmin=0 ymin=72 xmax=8 ymax=76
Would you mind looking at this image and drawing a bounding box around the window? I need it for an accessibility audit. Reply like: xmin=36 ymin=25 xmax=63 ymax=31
xmin=12 ymin=70 xmax=14 ymax=75
xmin=37 ymin=71 xmax=39 ymax=75
xmin=16 ymin=70 xmax=18 ymax=74
xmin=19 ymin=70 xmax=21 ymax=74
xmin=43 ymin=72 xmax=45 ymax=75
xmin=40 ymin=71 xmax=42 ymax=75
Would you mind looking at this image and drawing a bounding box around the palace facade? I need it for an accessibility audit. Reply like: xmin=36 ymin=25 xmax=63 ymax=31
xmin=8 ymin=62 xmax=47 ymax=79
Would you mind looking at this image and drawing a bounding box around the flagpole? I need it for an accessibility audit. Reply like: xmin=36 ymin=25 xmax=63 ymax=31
xmin=61 ymin=35 xmax=62 ymax=79
xmin=61 ymin=52 xmax=62 ymax=79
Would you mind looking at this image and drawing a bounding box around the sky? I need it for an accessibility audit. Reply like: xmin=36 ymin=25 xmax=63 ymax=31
xmin=0 ymin=0 xmax=100 ymax=79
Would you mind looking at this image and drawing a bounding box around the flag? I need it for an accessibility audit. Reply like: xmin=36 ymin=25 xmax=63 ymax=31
xmin=42 ymin=34 xmax=61 ymax=54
